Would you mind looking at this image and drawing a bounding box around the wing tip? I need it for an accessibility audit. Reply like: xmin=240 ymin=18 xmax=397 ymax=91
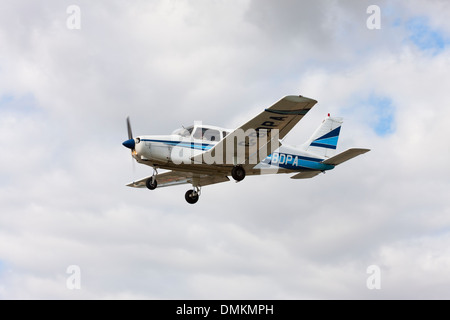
xmin=284 ymin=95 xmax=318 ymax=104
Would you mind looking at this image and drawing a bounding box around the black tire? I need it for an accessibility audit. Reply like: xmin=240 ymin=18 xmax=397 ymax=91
xmin=231 ymin=166 xmax=246 ymax=181
xmin=146 ymin=178 xmax=157 ymax=190
xmin=185 ymin=190 xmax=199 ymax=204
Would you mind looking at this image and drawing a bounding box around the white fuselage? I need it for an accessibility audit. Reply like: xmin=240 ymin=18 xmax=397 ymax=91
xmin=132 ymin=124 xmax=334 ymax=175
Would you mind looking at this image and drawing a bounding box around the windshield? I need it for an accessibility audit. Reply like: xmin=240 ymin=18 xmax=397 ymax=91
xmin=193 ymin=127 xmax=221 ymax=141
xmin=173 ymin=126 xmax=194 ymax=137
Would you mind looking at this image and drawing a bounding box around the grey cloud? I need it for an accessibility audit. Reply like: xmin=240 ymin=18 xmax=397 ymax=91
xmin=1 ymin=0 xmax=450 ymax=299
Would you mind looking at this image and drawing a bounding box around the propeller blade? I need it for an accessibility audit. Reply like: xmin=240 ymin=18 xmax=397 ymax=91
xmin=124 ymin=117 xmax=137 ymax=174
xmin=123 ymin=116 xmax=136 ymax=149
xmin=126 ymin=116 xmax=133 ymax=140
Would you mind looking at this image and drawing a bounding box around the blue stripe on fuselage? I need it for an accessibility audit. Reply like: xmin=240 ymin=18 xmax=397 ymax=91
xmin=263 ymin=152 xmax=334 ymax=171
xmin=141 ymin=139 xmax=213 ymax=151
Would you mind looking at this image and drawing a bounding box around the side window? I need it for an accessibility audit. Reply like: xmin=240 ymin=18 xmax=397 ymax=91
xmin=203 ymin=129 xmax=220 ymax=142
xmin=222 ymin=131 xmax=229 ymax=138
xmin=193 ymin=128 xmax=221 ymax=141
xmin=193 ymin=128 xmax=203 ymax=140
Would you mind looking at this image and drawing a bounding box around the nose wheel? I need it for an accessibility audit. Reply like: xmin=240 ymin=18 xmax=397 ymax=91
xmin=185 ymin=187 xmax=200 ymax=204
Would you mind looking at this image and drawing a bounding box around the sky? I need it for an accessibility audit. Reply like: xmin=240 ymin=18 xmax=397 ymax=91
xmin=1 ymin=0 xmax=450 ymax=299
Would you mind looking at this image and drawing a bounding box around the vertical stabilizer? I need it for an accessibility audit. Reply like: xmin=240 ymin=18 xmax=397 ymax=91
xmin=302 ymin=116 xmax=343 ymax=158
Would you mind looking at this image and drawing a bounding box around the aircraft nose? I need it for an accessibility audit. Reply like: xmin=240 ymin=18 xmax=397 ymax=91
xmin=122 ymin=138 xmax=135 ymax=149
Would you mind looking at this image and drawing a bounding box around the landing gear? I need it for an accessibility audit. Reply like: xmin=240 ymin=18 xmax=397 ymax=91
xmin=146 ymin=177 xmax=157 ymax=190
xmin=185 ymin=187 xmax=200 ymax=204
xmin=231 ymin=166 xmax=246 ymax=181
xmin=146 ymin=168 xmax=158 ymax=190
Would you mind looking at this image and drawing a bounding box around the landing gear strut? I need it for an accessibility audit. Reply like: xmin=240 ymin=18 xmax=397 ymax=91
xmin=185 ymin=187 xmax=200 ymax=204
xmin=231 ymin=166 xmax=246 ymax=181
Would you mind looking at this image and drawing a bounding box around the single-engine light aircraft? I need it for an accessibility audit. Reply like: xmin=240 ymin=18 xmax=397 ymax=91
xmin=122 ymin=95 xmax=370 ymax=204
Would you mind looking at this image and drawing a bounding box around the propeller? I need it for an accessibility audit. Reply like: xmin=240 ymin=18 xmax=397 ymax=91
xmin=127 ymin=116 xmax=133 ymax=140
xmin=123 ymin=116 xmax=137 ymax=173
xmin=122 ymin=116 xmax=136 ymax=150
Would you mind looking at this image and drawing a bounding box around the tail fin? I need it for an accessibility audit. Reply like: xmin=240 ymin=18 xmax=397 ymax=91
xmin=302 ymin=116 xmax=343 ymax=158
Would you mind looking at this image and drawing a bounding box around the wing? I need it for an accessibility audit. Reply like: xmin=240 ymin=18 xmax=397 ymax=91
xmin=231 ymin=95 xmax=317 ymax=139
xmin=192 ymin=95 xmax=317 ymax=165
xmin=127 ymin=171 xmax=229 ymax=188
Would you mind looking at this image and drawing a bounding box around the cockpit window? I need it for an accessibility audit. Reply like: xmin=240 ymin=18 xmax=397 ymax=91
xmin=193 ymin=127 xmax=221 ymax=142
xmin=193 ymin=128 xmax=203 ymax=140
xmin=203 ymin=129 xmax=220 ymax=141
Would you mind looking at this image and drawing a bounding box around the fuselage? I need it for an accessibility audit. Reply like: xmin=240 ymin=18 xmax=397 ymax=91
xmin=130 ymin=124 xmax=335 ymax=175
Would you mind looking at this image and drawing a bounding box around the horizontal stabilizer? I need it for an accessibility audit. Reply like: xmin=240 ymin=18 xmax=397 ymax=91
xmin=321 ymin=148 xmax=370 ymax=165
xmin=290 ymin=171 xmax=322 ymax=179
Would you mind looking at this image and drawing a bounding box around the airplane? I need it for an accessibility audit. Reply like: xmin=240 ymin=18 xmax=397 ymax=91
xmin=122 ymin=95 xmax=370 ymax=204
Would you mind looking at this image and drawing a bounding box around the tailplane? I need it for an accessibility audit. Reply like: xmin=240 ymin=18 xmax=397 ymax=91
xmin=302 ymin=115 xmax=343 ymax=158
xmin=321 ymin=148 xmax=370 ymax=165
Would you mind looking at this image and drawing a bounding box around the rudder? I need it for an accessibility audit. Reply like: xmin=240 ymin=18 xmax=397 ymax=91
xmin=302 ymin=116 xmax=343 ymax=158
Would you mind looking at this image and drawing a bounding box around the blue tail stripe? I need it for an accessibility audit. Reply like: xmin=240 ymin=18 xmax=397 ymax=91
xmin=316 ymin=126 xmax=341 ymax=140
xmin=313 ymin=136 xmax=338 ymax=146
xmin=310 ymin=142 xmax=337 ymax=149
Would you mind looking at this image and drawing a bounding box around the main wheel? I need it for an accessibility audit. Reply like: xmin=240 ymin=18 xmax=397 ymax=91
xmin=146 ymin=177 xmax=157 ymax=190
xmin=231 ymin=166 xmax=246 ymax=181
xmin=185 ymin=190 xmax=199 ymax=204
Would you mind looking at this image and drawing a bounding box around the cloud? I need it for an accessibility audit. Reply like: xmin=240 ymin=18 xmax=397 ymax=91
xmin=1 ymin=0 xmax=450 ymax=299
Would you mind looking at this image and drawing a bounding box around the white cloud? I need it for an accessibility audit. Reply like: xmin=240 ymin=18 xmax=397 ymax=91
xmin=1 ymin=0 xmax=450 ymax=299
